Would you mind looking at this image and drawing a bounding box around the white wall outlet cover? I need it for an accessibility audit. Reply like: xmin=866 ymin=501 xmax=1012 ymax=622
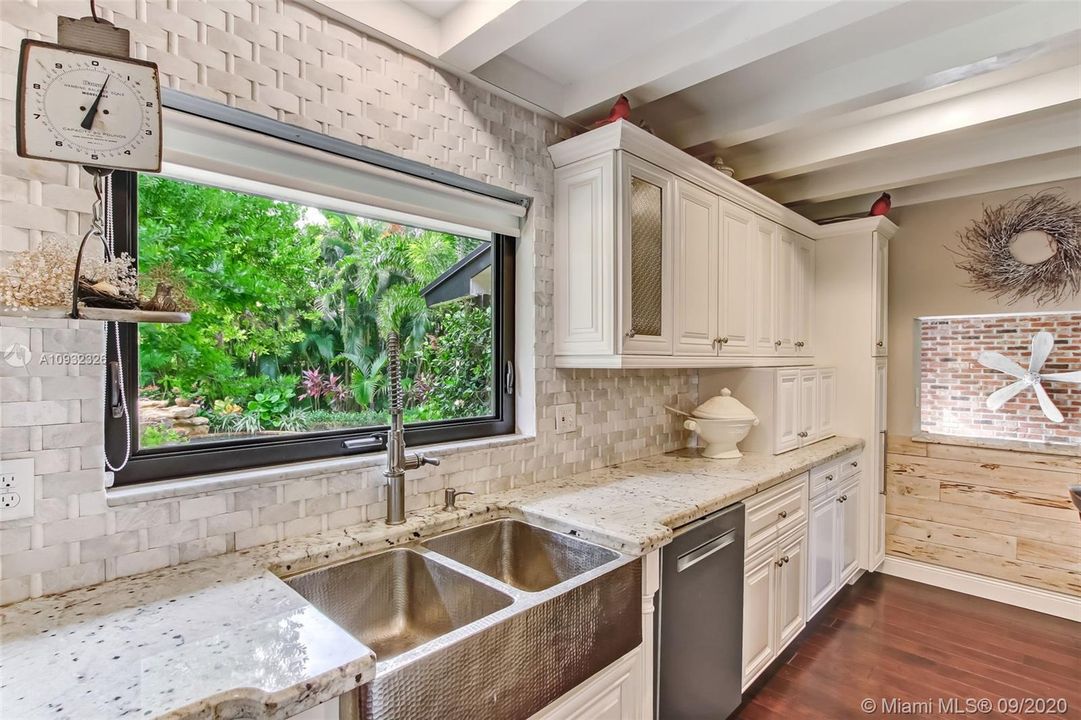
xmin=555 ymin=403 xmax=577 ymax=434
xmin=0 ymin=458 xmax=35 ymax=522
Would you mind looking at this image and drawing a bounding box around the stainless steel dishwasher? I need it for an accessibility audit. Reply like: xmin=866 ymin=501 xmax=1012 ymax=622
xmin=655 ymin=502 xmax=745 ymax=719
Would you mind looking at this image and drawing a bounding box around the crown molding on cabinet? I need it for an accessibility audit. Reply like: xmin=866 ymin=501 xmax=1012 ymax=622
xmin=549 ymin=121 xmax=823 ymax=239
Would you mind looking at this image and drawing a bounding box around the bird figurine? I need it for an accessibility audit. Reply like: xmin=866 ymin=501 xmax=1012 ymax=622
xmin=591 ymin=95 xmax=631 ymax=128
xmin=868 ymin=192 xmax=892 ymax=217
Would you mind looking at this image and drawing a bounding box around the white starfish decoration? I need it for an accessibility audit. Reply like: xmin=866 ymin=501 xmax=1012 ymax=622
xmin=977 ymin=331 xmax=1081 ymax=423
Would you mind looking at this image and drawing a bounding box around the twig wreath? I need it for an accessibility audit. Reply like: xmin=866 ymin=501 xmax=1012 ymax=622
xmin=955 ymin=189 xmax=1081 ymax=305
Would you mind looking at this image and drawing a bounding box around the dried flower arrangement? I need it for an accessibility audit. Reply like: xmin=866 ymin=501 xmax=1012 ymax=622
xmin=1 ymin=236 xmax=138 ymax=310
xmin=955 ymin=190 xmax=1081 ymax=305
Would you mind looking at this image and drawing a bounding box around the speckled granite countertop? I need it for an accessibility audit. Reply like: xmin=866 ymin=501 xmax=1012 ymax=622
xmin=0 ymin=436 xmax=861 ymax=719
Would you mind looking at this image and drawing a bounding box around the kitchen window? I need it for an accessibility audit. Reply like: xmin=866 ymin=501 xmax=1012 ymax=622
xmin=105 ymin=94 xmax=523 ymax=486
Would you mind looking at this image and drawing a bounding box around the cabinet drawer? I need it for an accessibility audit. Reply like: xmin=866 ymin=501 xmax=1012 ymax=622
xmin=839 ymin=454 xmax=861 ymax=481
xmin=745 ymin=473 xmax=807 ymax=554
xmin=809 ymin=462 xmax=840 ymax=499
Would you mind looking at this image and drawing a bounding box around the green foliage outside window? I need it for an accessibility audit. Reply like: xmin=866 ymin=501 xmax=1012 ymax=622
xmin=136 ymin=175 xmax=494 ymax=447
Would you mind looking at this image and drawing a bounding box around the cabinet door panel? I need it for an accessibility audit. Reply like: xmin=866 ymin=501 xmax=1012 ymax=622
xmin=742 ymin=547 xmax=776 ymax=689
xmin=795 ymin=235 xmax=815 ymax=355
xmin=555 ymin=158 xmax=614 ymax=356
xmin=673 ymin=180 xmax=720 ymax=356
xmin=871 ymin=358 xmax=888 ymax=568
xmin=798 ymin=369 xmax=818 ymax=446
xmin=752 ymin=219 xmax=775 ymax=355
xmin=873 ymin=232 xmax=889 ymax=356
xmin=817 ymin=368 xmax=836 ymax=440
xmin=807 ymin=491 xmax=837 ymax=618
xmin=719 ymin=201 xmax=754 ymax=354
xmin=775 ymin=369 xmax=800 ymax=453
xmin=621 ymin=154 xmax=673 ymax=355
xmin=839 ymin=478 xmax=861 ymax=584
xmin=776 ymin=529 xmax=807 ymax=650
xmin=773 ymin=230 xmax=797 ymax=355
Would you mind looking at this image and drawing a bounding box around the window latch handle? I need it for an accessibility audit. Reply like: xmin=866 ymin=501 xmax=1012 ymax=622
xmin=343 ymin=434 xmax=385 ymax=451
xmin=108 ymin=361 xmax=124 ymax=419
xmin=504 ymin=360 xmax=515 ymax=394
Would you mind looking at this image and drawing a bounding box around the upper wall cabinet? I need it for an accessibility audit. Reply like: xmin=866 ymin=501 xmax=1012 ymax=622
xmin=551 ymin=121 xmax=824 ymax=369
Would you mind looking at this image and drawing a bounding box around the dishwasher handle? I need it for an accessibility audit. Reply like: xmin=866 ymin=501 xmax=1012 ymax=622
xmin=676 ymin=528 xmax=737 ymax=573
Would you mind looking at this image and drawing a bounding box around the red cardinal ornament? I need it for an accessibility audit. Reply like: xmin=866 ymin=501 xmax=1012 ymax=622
xmin=868 ymin=192 xmax=891 ymax=217
xmin=591 ymin=95 xmax=631 ymax=128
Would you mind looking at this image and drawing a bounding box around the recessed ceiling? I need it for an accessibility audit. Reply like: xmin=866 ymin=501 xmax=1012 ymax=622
xmin=312 ymin=0 xmax=1081 ymax=220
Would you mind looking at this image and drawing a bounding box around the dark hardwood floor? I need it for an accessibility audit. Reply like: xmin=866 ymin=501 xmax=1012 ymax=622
xmin=732 ymin=573 xmax=1081 ymax=719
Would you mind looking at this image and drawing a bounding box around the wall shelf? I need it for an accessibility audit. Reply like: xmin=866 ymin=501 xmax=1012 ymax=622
xmin=0 ymin=305 xmax=191 ymax=324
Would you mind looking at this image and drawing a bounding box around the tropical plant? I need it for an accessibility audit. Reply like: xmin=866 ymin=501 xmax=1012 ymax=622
xmin=140 ymin=424 xmax=188 ymax=448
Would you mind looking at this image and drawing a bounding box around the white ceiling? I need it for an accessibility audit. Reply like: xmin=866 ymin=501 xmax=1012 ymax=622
xmin=311 ymin=0 xmax=1081 ymax=220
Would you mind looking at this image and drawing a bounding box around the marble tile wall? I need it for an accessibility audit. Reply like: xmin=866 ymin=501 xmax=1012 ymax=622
xmin=0 ymin=0 xmax=696 ymax=604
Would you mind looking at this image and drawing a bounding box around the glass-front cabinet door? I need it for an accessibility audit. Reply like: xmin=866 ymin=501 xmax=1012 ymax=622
xmin=620 ymin=153 xmax=673 ymax=354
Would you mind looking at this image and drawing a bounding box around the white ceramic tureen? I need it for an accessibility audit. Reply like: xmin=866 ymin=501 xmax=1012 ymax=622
xmin=683 ymin=388 xmax=759 ymax=459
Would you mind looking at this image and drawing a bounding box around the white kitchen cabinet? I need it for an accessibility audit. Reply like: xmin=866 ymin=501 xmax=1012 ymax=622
xmin=775 ymin=528 xmax=807 ymax=649
xmin=741 ymin=525 xmax=808 ymax=690
xmin=797 ymin=369 xmax=819 ymax=446
xmin=550 ymin=120 xmax=822 ymax=369
xmin=773 ymin=228 xmax=798 ymax=356
xmin=702 ymin=367 xmax=837 ymax=455
xmin=621 ymin=154 xmax=674 ymax=356
xmin=838 ymin=475 xmax=861 ymax=584
xmin=719 ymin=201 xmax=755 ymax=355
xmin=674 ymin=178 xmax=719 ymax=356
xmin=795 ymin=235 xmax=815 ymax=356
xmin=814 ymin=217 xmax=896 ymax=574
xmin=871 ymin=358 xmax=888 ymax=569
xmin=530 ymin=647 xmax=644 ymax=720
xmin=872 ymin=231 xmax=889 ymax=357
xmin=807 ymin=454 xmax=864 ymax=619
xmin=807 ymin=490 xmax=836 ymax=617
xmin=752 ymin=218 xmax=776 ymax=355
xmin=741 ymin=544 xmax=776 ymax=690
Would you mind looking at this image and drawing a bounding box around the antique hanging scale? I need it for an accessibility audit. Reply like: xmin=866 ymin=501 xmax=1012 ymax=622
xmin=14 ymin=2 xmax=163 ymax=471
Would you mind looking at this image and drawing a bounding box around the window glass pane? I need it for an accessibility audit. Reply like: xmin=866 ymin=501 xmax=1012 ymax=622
xmin=136 ymin=175 xmax=495 ymax=450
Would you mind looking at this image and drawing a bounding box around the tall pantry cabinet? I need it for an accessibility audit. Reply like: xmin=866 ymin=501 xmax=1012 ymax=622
xmin=813 ymin=217 xmax=896 ymax=571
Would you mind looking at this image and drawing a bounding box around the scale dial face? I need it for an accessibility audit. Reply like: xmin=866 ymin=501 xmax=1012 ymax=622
xmin=17 ymin=41 xmax=162 ymax=172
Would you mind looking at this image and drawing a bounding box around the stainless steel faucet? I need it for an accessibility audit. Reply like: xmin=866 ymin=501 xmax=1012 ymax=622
xmin=384 ymin=332 xmax=439 ymax=525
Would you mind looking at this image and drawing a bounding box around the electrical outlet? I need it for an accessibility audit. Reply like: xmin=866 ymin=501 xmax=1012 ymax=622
xmin=555 ymin=403 xmax=577 ymax=434
xmin=0 ymin=458 xmax=34 ymax=522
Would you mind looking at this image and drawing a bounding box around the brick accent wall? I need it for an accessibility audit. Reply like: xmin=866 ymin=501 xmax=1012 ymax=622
xmin=919 ymin=313 xmax=1081 ymax=446
xmin=0 ymin=0 xmax=696 ymax=605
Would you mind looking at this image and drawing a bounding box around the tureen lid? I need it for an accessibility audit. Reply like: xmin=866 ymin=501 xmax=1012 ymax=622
xmin=692 ymin=388 xmax=757 ymax=421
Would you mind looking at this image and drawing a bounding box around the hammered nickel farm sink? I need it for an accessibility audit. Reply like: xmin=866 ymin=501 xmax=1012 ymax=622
xmin=283 ymin=518 xmax=640 ymax=720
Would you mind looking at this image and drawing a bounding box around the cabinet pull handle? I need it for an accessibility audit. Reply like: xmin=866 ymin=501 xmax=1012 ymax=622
xmin=778 ymin=510 xmax=788 ymax=519
xmin=795 ymin=341 xmax=804 ymax=348
xmin=625 ymin=329 xmax=636 ymax=338
xmin=797 ymin=431 xmax=808 ymax=438
xmin=774 ymin=340 xmax=782 ymax=347
xmin=837 ymin=494 xmax=848 ymax=503
xmin=876 ymin=340 xmax=884 ymax=347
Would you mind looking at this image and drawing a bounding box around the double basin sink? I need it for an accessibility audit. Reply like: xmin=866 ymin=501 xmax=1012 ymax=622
xmin=284 ymin=519 xmax=641 ymax=720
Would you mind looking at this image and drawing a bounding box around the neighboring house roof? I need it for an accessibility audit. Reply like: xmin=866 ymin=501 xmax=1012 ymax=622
xmin=420 ymin=244 xmax=492 ymax=306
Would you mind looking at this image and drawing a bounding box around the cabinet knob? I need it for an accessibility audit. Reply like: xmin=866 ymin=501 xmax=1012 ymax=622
xmin=837 ymin=494 xmax=848 ymax=503
xmin=782 ymin=555 xmax=790 ymax=564
xmin=825 ymin=474 xmax=833 ymax=481
xmin=775 ymin=559 xmax=785 ymax=567
xmin=795 ymin=341 xmax=804 ymax=348
xmin=720 ymin=336 xmax=729 ymax=344
xmin=713 ymin=337 xmax=721 ymax=348
xmin=778 ymin=510 xmax=788 ymax=519
xmin=774 ymin=340 xmax=782 ymax=347
xmin=797 ymin=431 xmax=808 ymax=438
xmin=625 ymin=329 xmax=636 ymax=338
xmin=876 ymin=340 xmax=884 ymax=347
xmin=850 ymin=461 xmax=859 ymax=468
